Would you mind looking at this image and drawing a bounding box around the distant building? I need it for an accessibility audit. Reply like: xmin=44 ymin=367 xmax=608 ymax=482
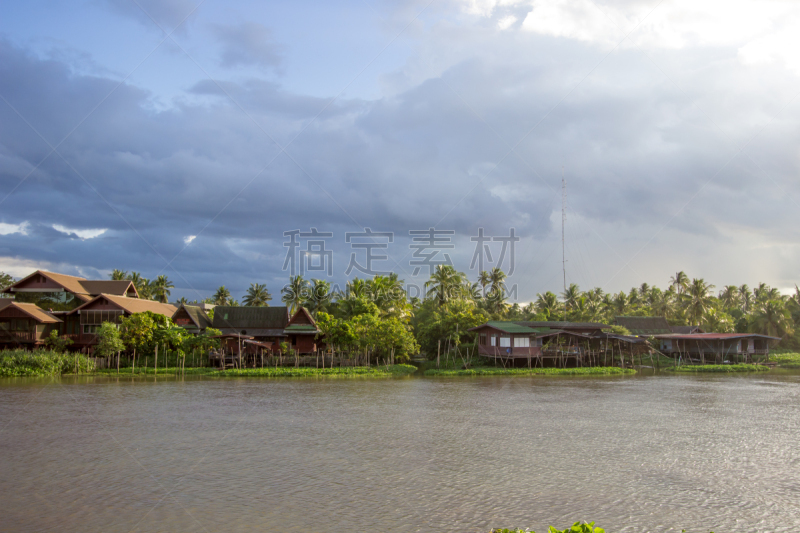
xmin=211 ymin=306 xmax=321 ymax=354
xmin=172 ymin=304 xmax=213 ymax=334
xmin=613 ymin=316 xmax=672 ymax=335
xmin=1 ymin=270 xmax=138 ymax=311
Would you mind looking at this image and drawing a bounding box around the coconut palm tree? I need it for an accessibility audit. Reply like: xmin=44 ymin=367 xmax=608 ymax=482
xmin=110 ymin=269 xmax=128 ymax=281
xmin=213 ymin=285 xmax=231 ymax=306
xmin=612 ymin=291 xmax=629 ymax=316
xmin=488 ymin=267 xmax=506 ymax=295
xmin=152 ymin=275 xmax=174 ymax=303
xmin=738 ymin=284 xmax=752 ymax=313
xmin=478 ymin=270 xmax=491 ymax=297
xmin=751 ymin=299 xmax=793 ymax=339
xmin=243 ymin=283 xmax=272 ymax=306
xmin=684 ymin=278 xmax=715 ymax=325
xmin=561 ymin=283 xmax=581 ymax=311
xmin=281 ymin=275 xmax=310 ymax=313
xmin=718 ymin=285 xmax=739 ymax=308
xmin=307 ymin=279 xmax=332 ymax=315
xmin=535 ymin=291 xmax=560 ymax=318
xmin=425 ymin=265 xmax=465 ymax=306
xmin=670 ymin=271 xmax=690 ymax=295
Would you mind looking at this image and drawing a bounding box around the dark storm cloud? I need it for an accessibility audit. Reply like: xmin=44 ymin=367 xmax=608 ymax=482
xmin=2 ymin=26 xmax=800 ymax=298
xmin=211 ymin=22 xmax=283 ymax=71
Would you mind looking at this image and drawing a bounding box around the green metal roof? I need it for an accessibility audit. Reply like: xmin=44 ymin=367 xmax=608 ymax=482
xmin=614 ymin=316 xmax=672 ymax=335
xmin=212 ymin=306 xmax=289 ymax=329
xmin=484 ymin=321 xmax=540 ymax=334
xmin=283 ymin=324 xmax=318 ymax=333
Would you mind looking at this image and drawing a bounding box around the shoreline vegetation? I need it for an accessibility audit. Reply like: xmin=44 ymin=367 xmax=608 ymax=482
xmin=2 ymin=349 xmax=798 ymax=379
xmin=424 ymin=366 xmax=635 ymax=376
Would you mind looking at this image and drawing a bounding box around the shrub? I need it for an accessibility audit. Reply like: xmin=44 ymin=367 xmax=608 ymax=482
xmin=0 ymin=349 xmax=95 ymax=377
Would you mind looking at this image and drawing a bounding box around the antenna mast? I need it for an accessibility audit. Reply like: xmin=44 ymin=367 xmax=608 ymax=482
xmin=562 ymin=166 xmax=567 ymax=321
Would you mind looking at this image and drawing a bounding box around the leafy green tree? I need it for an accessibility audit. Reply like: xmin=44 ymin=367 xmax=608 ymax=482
xmin=243 ymin=283 xmax=272 ymax=306
xmin=45 ymin=329 xmax=73 ymax=352
xmin=119 ymin=312 xmax=156 ymax=356
xmin=95 ymin=322 xmax=125 ymax=358
xmin=110 ymin=269 xmax=128 ymax=281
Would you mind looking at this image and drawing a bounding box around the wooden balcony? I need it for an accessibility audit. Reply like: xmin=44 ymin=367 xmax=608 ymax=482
xmin=0 ymin=330 xmax=38 ymax=343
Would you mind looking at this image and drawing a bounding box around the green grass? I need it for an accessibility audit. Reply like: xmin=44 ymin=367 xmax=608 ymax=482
xmin=667 ymin=363 xmax=770 ymax=373
xmin=0 ymin=349 xmax=95 ymax=377
xmin=771 ymin=352 xmax=800 ymax=368
xmin=93 ymin=364 xmax=418 ymax=378
xmin=424 ymin=366 xmax=635 ymax=376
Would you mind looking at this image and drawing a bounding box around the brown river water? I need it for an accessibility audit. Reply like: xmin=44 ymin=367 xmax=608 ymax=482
xmin=1 ymin=372 xmax=799 ymax=533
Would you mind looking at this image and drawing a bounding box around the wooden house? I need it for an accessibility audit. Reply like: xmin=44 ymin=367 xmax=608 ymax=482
xmin=211 ymin=306 xmax=321 ymax=354
xmin=282 ymin=307 xmax=321 ymax=354
xmin=0 ymin=299 xmax=63 ymax=349
xmin=64 ymin=294 xmax=176 ymax=352
xmin=172 ymin=304 xmax=213 ymax=334
xmin=652 ymin=333 xmax=779 ymax=363
xmin=1 ymin=270 xmax=138 ymax=312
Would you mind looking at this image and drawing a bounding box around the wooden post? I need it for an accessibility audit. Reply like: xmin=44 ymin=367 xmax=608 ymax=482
xmin=154 ymin=345 xmax=158 ymax=375
xmin=437 ymin=340 xmax=440 ymax=369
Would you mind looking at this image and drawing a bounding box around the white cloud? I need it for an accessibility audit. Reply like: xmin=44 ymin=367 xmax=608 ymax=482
xmin=184 ymin=235 xmax=197 ymax=244
xmin=0 ymin=222 xmax=29 ymax=235
xmin=52 ymin=225 xmax=107 ymax=239
xmin=457 ymin=0 xmax=800 ymax=73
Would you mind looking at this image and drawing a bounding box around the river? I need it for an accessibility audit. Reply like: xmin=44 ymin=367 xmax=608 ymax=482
xmin=1 ymin=372 xmax=799 ymax=532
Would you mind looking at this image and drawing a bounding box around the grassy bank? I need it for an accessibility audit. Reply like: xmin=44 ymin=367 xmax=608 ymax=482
xmin=0 ymin=349 xmax=95 ymax=377
xmin=92 ymin=364 xmax=418 ymax=378
xmin=667 ymin=363 xmax=770 ymax=373
xmin=424 ymin=366 xmax=635 ymax=376
xmin=771 ymin=352 xmax=800 ymax=368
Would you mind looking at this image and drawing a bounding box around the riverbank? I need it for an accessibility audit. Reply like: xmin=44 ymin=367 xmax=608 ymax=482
xmin=424 ymin=366 xmax=635 ymax=376
xmin=666 ymin=363 xmax=770 ymax=373
xmin=90 ymin=364 xmax=418 ymax=378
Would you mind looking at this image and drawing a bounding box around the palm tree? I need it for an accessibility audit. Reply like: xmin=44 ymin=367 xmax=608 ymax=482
xmin=561 ymin=283 xmax=581 ymax=311
xmin=718 ymin=285 xmax=739 ymax=308
xmin=425 ymin=265 xmax=465 ymax=305
xmin=110 ymin=269 xmax=128 ymax=281
xmin=670 ymin=271 xmax=690 ymax=295
xmin=152 ymin=275 xmax=174 ymax=303
xmin=243 ymin=283 xmax=272 ymax=306
xmin=281 ymin=275 xmax=310 ymax=313
xmin=751 ymin=299 xmax=793 ymax=339
xmin=478 ymin=270 xmax=491 ymax=297
xmin=738 ymin=284 xmax=752 ymax=313
xmin=307 ymin=279 xmax=332 ymax=315
xmin=684 ymin=278 xmax=715 ymax=325
xmin=535 ymin=291 xmax=560 ymax=318
xmin=213 ymin=285 xmax=231 ymax=306
xmin=488 ymin=267 xmax=506 ymax=295
xmin=127 ymin=272 xmax=151 ymax=299
xmin=612 ymin=291 xmax=629 ymax=316
xmin=638 ymin=283 xmax=650 ymax=299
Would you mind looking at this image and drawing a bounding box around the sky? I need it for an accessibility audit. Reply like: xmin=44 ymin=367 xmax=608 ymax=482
xmin=1 ymin=0 xmax=799 ymax=303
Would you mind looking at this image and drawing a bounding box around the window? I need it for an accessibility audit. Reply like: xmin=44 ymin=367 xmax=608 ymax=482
xmin=513 ymin=337 xmax=530 ymax=348
xmin=490 ymin=336 xmax=497 ymax=346
xmin=499 ymin=336 xmax=511 ymax=347
xmin=83 ymin=324 xmax=100 ymax=334
xmin=479 ymin=334 xmax=487 ymax=346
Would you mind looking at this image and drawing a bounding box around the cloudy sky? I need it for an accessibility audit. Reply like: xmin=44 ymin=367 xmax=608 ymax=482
xmin=1 ymin=0 xmax=799 ymax=302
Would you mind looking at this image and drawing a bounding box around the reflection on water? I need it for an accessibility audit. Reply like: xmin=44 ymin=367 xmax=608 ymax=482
xmin=1 ymin=373 xmax=799 ymax=533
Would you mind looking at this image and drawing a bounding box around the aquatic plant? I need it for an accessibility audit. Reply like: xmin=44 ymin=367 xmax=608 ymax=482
xmin=492 ymin=521 xmax=604 ymax=533
xmin=92 ymin=364 xmax=418 ymax=378
xmin=425 ymin=366 xmax=634 ymax=376
xmin=667 ymin=364 xmax=769 ymax=373
xmin=0 ymin=349 xmax=96 ymax=377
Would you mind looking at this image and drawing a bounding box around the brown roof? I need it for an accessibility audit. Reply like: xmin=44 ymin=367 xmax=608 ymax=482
xmin=0 ymin=301 xmax=62 ymax=323
xmin=69 ymin=294 xmax=176 ymax=317
xmin=3 ymin=270 xmax=138 ymax=301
